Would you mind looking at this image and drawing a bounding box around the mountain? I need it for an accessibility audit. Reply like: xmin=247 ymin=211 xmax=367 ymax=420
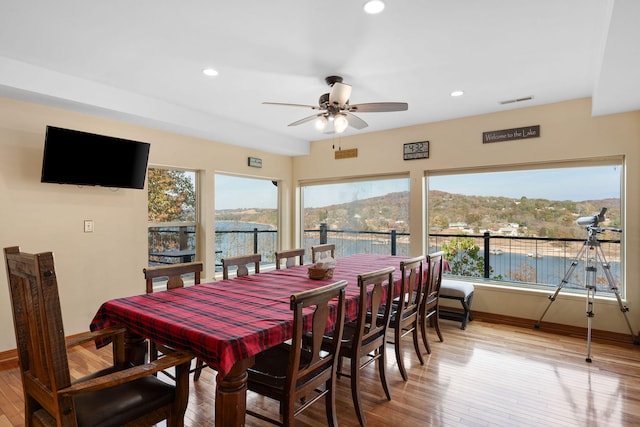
xmin=217 ymin=191 xmax=620 ymax=240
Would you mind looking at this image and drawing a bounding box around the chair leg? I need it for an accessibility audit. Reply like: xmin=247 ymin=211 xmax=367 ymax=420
xmin=284 ymin=397 xmax=295 ymax=427
xmin=394 ymin=326 xmax=408 ymax=381
xmin=420 ymin=314 xmax=432 ymax=354
xmin=351 ymin=355 xmax=366 ymax=426
xmin=325 ymin=378 xmax=339 ymax=427
xmin=412 ymin=323 xmax=425 ymax=365
xmin=336 ymin=354 xmax=344 ymax=378
xmin=460 ymin=293 xmax=474 ymax=330
xmin=377 ymin=346 xmax=391 ymax=401
xmin=432 ymin=310 xmax=444 ymax=342
xmin=193 ymin=358 xmax=204 ymax=381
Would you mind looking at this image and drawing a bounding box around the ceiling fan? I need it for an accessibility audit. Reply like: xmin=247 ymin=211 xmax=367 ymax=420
xmin=263 ymin=76 xmax=408 ymax=134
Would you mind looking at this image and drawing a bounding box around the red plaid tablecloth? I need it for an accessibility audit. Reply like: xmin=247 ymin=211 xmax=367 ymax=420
xmin=90 ymin=254 xmax=408 ymax=379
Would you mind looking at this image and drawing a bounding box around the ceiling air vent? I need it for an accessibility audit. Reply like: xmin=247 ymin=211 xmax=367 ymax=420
xmin=499 ymin=96 xmax=533 ymax=105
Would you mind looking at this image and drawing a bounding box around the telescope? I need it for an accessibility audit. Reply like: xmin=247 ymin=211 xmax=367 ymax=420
xmin=576 ymin=207 xmax=607 ymax=227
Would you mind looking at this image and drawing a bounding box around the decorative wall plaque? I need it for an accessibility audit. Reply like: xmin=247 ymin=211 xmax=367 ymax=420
xmin=483 ymin=125 xmax=540 ymax=143
xmin=335 ymin=148 xmax=358 ymax=159
xmin=248 ymin=157 xmax=262 ymax=168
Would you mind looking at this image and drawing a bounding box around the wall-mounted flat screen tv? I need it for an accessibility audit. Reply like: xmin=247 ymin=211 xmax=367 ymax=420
xmin=41 ymin=126 xmax=151 ymax=189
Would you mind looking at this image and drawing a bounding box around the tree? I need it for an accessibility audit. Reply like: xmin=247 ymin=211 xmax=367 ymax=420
xmin=148 ymin=169 xmax=196 ymax=222
xmin=441 ymin=235 xmax=497 ymax=278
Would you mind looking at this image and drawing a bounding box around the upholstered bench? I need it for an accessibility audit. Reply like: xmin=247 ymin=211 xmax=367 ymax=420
xmin=439 ymin=279 xmax=475 ymax=329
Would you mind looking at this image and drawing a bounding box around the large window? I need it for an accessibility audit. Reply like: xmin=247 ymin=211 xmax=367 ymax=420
xmin=427 ymin=161 xmax=624 ymax=296
xmin=302 ymin=176 xmax=410 ymax=259
xmin=147 ymin=168 xmax=198 ymax=266
xmin=214 ymin=174 xmax=278 ymax=269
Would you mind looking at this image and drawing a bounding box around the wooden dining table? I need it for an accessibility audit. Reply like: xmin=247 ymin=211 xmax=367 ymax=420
xmin=90 ymin=253 xmax=410 ymax=426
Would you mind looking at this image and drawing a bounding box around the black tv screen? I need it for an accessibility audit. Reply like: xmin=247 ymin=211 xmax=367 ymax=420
xmin=41 ymin=126 xmax=151 ymax=189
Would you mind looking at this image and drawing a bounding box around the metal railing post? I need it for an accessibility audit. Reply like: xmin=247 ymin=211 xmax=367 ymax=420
xmin=179 ymin=225 xmax=188 ymax=250
xmin=483 ymin=231 xmax=490 ymax=278
xmin=253 ymin=228 xmax=258 ymax=254
xmin=391 ymin=229 xmax=397 ymax=255
xmin=320 ymin=223 xmax=328 ymax=244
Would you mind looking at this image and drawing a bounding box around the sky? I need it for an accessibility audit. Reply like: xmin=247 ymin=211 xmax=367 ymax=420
xmin=429 ymin=165 xmax=621 ymax=202
xmin=215 ymin=174 xmax=278 ymax=210
xmin=214 ymin=165 xmax=621 ymax=209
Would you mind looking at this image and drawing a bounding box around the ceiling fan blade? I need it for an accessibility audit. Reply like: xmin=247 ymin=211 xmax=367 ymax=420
xmin=288 ymin=113 xmax=324 ymax=127
xmin=263 ymin=102 xmax=321 ymax=110
xmin=345 ymin=112 xmax=368 ymax=130
xmin=348 ymin=102 xmax=408 ymax=112
xmin=329 ymin=82 xmax=352 ymax=107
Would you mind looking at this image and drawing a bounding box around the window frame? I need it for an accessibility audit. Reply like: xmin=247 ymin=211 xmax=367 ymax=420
xmin=147 ymin=167 xmax=199 ymax=268
xmin=425 ymin=157 xmax=625 ymax=298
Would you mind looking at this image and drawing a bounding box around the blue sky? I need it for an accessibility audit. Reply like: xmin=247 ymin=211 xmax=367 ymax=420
xmin=215 ymin=174 xmax=278 ymax=210
xmin=215 ymin=165 xmax=621 ymax=209
xmin=429 ymin=165 xmax=621 ymax=202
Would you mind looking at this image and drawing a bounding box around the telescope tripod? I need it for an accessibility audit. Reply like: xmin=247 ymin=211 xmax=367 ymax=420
xmin=534 ymin=226 xmax=638 ymax=362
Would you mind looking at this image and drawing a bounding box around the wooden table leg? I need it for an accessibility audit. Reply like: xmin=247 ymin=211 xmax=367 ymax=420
xmin=122 ymin=330 xmax=148 ymax=365
xmin=215 ymin=356 xmax=254 ymax=427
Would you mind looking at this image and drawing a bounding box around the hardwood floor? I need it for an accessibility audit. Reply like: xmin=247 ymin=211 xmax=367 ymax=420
xmin=2 ymin=318 xmax=640 ymax=426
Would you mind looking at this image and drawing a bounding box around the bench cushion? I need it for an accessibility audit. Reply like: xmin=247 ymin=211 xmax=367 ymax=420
xmin=440 ymin=279 xmax=474 ymax=299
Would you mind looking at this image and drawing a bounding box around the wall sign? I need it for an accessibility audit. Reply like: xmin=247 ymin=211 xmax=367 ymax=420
xmin=248 ymin=157 xmax=262 ymax=168
xmin=483 ymin=125 xmax=540 ymax=143
xmin=335 ymin=148 xmax=358 ymax=159
xmin=403 ymin=141 xmax=429 ymax=160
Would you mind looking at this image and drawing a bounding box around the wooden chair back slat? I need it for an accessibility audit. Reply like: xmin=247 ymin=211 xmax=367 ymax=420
xmin=143 ymin=261 xmax=203 ymax=293
xmin=221 ymin=254 xmax=261 ymax=279
xmin=311 ymin=244 xmax=335 ymax=263
xmin=275 ymin=248 xmax=305 ymax=269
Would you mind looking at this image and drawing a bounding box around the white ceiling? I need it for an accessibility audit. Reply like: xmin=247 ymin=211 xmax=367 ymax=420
xmin=1 ymin=0 xmax=638 ymax=156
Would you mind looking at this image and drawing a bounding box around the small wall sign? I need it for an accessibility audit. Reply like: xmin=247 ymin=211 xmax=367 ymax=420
xmin=483 ymin=125 xmax=540 ymax=143
xmin=403 ymin=141 xmax=429 ymax=160
xmin=248 ymin=157 xmax=262 ymax=168
xmin=335 ymin=148 xmax=358 ymax=160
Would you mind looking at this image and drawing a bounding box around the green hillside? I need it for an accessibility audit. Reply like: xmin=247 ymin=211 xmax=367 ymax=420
xmin=217 ymin=191 xmax=620 ymax=240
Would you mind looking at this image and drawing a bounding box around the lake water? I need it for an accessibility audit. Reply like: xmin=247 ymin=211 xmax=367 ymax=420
xmin=213 ymin=222 xmax=622 ymax=292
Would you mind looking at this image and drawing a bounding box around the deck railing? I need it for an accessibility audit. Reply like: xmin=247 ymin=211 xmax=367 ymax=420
xmin=148 ymin=225 xmax=622 ymax=294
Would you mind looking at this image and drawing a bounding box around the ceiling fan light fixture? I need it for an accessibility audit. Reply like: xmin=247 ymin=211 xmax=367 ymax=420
xmin=202 ymin=68 xmax=218 ymax=77
xmin=333 ymin=114 xmax=349 ymax=133
xmin=315 ymin=115 xmax=328 ymax=131
xmin=363 ymin=0 xmax=385 ymax=14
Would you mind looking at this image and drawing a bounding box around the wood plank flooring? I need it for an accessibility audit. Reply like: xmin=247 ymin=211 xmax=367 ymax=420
xmin=2 ymin=319 xmax=640 ymax=426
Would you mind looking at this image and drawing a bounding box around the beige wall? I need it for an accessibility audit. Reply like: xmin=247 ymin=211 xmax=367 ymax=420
xmin=293 ymin=98 xmax=640 ymax=335
xmin=1 ymin=95 xmax=639 ymax=353
xmin=0 ymin=97 xmax=292 ymax=352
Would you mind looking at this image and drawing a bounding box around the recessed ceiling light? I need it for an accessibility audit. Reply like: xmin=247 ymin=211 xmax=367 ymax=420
xmin=202 ymin=68 xmax=219 ymax=77
xmin=363 ymin=0 xmax=385 ymax=14
xmin=450 ymin=90 xmax=464 ymax=97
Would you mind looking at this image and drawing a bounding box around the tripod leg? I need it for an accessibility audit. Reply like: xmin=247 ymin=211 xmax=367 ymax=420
xmin=598 ymin=248 xmax=640 ymax=344
xmin=585 ymin=283 xmax=595 ymax=363
xmin=535 ymin=244 xmax=586 ymax=328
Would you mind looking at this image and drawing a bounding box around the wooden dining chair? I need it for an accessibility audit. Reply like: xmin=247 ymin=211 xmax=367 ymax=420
xmin=4 ymin=246 xmax=193 ymax=427
xmin=221 ymin=253 xmax=261 ymax=279
xmin=246 ymin=280 xmax=347 ymax=427
xmin=143 ymin=261 xmax=207 ymax=380
xmin=387 ymin=255 xmax=426 ymax=381
xmin=334 ymin=267 xmax=395 ymax=426
xmin=311 ymin=243 xmax=335 ymax=262
xmin=419 ymin=251 xmax=444 ymax=354
xmin=274 ymin=248 xmax=305 ymax=269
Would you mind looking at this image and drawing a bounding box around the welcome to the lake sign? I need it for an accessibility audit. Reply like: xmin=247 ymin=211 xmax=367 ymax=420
xmin=483 ymin=125 xmax=540 ymax=143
